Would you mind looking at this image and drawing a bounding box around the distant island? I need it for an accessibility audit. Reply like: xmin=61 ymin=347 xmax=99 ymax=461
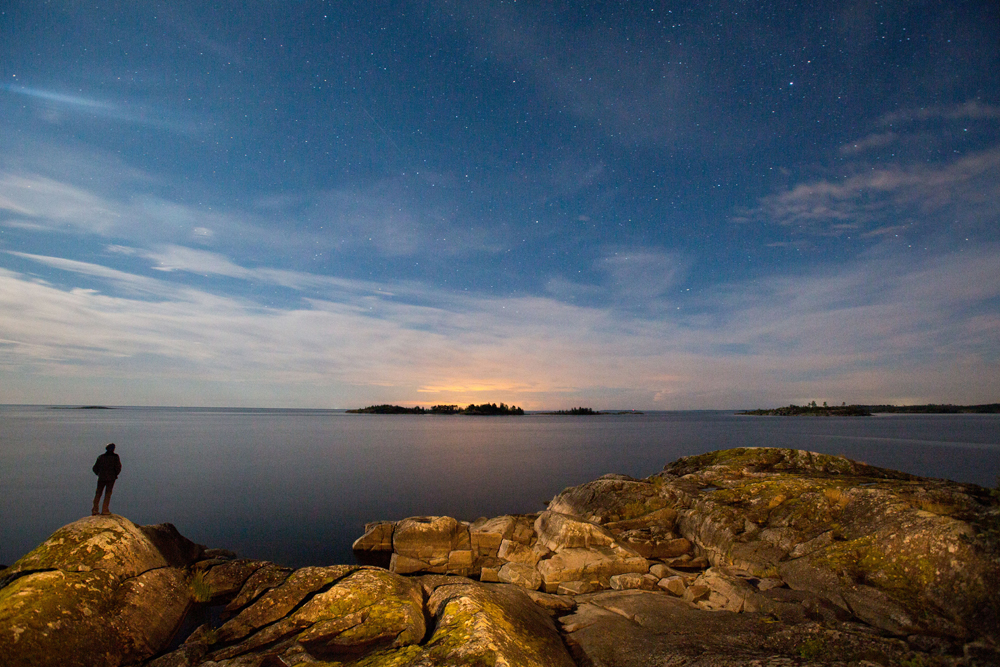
xmin=346 ymin=404 xmax=428 ymax=414
xmin=542 ymin=407 xmax=603 ymax=415
xmin=740 ymin=402 xmax=1000 ymax=416
xmin=347 ymin=403 xmax=525 ymax=416
xmin=461 ymin=402 xmax=525 ymax=416
xmin=863 ymin=403 xmax=1000 ymax=414
xmin=739 ymin=404 xmax=872 ymax=417
xmin=50 ymin=405 xmax=113 ymax=410
xmin=535 ymin=407 xmax=645 ymax=415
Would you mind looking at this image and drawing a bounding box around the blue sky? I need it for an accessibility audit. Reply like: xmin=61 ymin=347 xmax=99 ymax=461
xmin=1 ymin=1 xmax=997 ymax=409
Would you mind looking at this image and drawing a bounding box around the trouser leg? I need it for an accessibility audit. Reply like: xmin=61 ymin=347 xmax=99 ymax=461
xmin=101 ymin=479 xmax=116 ymax=515
xmin=92 ymin=481 xmax=105 ymax=515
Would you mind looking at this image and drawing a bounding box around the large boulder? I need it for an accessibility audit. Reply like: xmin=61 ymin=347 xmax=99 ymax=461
xmin=469 ymin=514 xmax=538 ymax=573
xmin=547 ymin=473 xmax=685 ymax=523
xmin=359 ymin=509 xmax=661 ymax=595
xmin=404 ymin=580 xmax=577 ymax=666
xmin=498 ymin=562 xmax=543 ymax=590
xmin=0 ymin=515 xmax=194 ymax=667
xmin=531 ymin=512 xmax=650 ymax=592
xmin=351 ymin=521 xmax=395 ymax=567
xmin=109 ymin=568 xmax=193 ymax=656
xmin=4 ymin=514 xmax=171 ymax=578
xmin=616 ymin=531 xmax=692 ymax=559
xmin=534 ymin=510 xmax=617 ymax=551
xmin=658 ymin=447 xmax=1000 ymax=641
xmin=352 ymin=521 xmax=395 ymax=552
xmin=213 ymin=565 xmax=359 ymax=645
xmin=536 ymin=545 xmax=649 ymax=592
xmin=389 ymin=516 xmax=470 ymax=575
xmin=197 ymin=566 xmax=425 ymax=663
xmin=158 ymin=574 xmax=575 ymax=667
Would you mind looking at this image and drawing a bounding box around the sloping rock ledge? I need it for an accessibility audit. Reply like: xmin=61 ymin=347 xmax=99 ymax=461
xmin=2 ymin=447 xmax=998 ymax=666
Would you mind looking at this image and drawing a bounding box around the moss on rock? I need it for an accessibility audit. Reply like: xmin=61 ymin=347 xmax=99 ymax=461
xmin=7 ymin=515 xmax=168 ymax=578
xmin=663 ymin=447 xmax=916 ymax=480
xmin=293 ymin=567 xmax=425 ymax=655
xmin=0 ymin=516 xmax=194 ymax=667
xmin=0 ymin=570 xmax=133 ymax=666
xmin=659 ymin=448 xmax=1000 ymax=640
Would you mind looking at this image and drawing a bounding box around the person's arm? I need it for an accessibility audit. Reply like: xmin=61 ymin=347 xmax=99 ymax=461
xmin=114 ymin=456 xmax=122 ymax=476
xmin=93 ymin=457 xmax=100 ymax=475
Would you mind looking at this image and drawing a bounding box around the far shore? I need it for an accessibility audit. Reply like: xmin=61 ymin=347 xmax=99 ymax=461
xmin=740 ymin=402 xmax=1000 ymax=416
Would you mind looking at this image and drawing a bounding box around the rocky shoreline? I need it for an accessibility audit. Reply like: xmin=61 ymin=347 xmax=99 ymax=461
xmin=2 ymin=447 xmax=998 ymax=666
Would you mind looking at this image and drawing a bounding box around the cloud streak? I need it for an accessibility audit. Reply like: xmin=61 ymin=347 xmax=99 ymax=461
xmin=2 ymin=243 xmax=996 ymax=409
xmin=880 ymin=101 xmax=1000 ymax=126
xmin=0 ymin=155 xmax=506 ymax=271
xmin=0 ymin=83 xmax=199 ymax=133
xmin=744 ymin=147 xmax=1000 ymax=238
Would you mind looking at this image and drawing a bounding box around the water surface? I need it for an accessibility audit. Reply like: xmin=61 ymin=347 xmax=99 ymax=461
xmin=1 ymin=406 xmax=997 ymax=568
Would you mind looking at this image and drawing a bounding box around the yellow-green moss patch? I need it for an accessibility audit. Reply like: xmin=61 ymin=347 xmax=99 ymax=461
xmin=813 ymin=534 xmax=937 ymax=601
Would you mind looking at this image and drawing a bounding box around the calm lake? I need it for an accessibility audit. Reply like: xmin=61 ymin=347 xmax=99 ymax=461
xmin=2 ymin=406 xmax=998 ymax=568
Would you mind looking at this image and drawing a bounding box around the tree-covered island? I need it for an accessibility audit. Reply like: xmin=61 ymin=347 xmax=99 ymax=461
xmin=345 ymin=404 xmax=428 ymax=414
xmin=739 ymin=403 xmax=872 ymax=416
xmin=456 ymin=402 xmax=525 ymax=415
xmin=346 ymin=403 xmax=524 ymax=415
xmin=863 ymin=403 xmax=1000 ymax=414
xmin=740 ymin=402 xmax=1000 ymax=416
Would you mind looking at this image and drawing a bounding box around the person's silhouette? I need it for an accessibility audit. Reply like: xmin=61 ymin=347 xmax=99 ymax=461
xmin=92 ymin=443 xmax=122 ymax=516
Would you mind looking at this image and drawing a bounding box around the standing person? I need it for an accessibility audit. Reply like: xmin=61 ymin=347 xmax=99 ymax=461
xmin=92 ymin=443 xmax=122 ymax=516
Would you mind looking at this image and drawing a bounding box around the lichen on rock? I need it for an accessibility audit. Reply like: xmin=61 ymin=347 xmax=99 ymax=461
xmin=0 ymin=515 xmax=197 ymax=667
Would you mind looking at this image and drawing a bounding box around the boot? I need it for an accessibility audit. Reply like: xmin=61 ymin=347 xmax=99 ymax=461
xmin=102 ymin=493 xmax=112 ymax=515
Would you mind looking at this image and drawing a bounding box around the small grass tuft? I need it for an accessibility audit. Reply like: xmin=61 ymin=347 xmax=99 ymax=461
xmin=822 ymin=487 xmax=850 ymax=509
xmin=798 ymin=637 xmax=825 ymax=661
xmin=189 ymin=571 xmax=212 ymax=603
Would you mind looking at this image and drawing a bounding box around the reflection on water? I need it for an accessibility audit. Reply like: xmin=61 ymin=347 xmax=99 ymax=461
xmin=1 ymin=406 xmax=997 ymax=568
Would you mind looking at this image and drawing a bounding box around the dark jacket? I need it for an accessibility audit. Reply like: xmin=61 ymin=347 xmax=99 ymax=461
xmin=93 ymin=452 xmax=122 ymax=482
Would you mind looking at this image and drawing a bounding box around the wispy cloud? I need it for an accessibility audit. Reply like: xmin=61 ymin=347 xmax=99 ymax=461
xmin=880 ymin=100 xmax=1000 ymax=126
xmin=0 ymin=83 xmax=200 ymax=133
xmin=5 ymin=251 xmax=179 ymax=298
xmin=598 ymin=250 xmax=689 ymax=302
xmin=839 ymin=131 xmax=897 ymax=155
xmin=133 ymin=244 xmax=412 ymax=302
xmin=0 ymin=161 xmax=231 ymax=243
xmin=747 ymin=100 xmax=1000 ymax=239
xmin=544 ymin=249 xmax=690 ymax=309
xmin=744 ymin=147 xmax=1000 ymax=237
xmin=0 ymin=154 xmax=505 ymax=266
xmin=0 ymin=173 xmax=123 ymax=235
xmin=0 ymin=85 xmax=117 ymax=111
xmin=143 ymin=245 xmax=253 ymax=278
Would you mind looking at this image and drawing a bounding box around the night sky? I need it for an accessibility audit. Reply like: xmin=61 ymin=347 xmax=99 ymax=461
xmin=1 ymin=1 xmax=997 ymax=409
